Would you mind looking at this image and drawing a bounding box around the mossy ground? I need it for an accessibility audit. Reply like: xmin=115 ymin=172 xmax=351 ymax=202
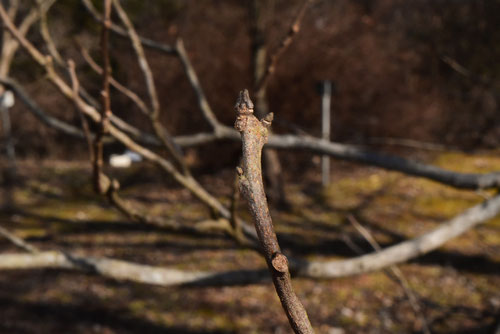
xmin=0 ymin=152 xmax=499 ymax=333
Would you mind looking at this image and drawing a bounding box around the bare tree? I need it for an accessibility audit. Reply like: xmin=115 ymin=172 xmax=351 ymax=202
xmin=0 ymin=1 xmax=499 ymax=332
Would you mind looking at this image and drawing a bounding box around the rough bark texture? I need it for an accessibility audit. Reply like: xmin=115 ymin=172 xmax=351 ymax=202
xmin=235 ymin=90 xmax=314 ymax=334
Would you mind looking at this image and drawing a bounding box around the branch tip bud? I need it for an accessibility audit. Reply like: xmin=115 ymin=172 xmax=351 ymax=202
xmin=261 ymin=112 xmax=274 ymax=128
xmin=234 ymin=89 xmax=254 ymax=115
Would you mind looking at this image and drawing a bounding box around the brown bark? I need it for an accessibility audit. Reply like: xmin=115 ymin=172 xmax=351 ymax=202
xmin=235 ymin=90 xmax=314 ymax=334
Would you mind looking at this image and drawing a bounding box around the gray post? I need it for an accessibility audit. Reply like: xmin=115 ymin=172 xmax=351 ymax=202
xmin=1 ymin=90 xmax=16 ymax=210
xmin=321 ymin=81 xmax=332 ymax=187
xmin=1 ymin=106 xmax=15 ymax=167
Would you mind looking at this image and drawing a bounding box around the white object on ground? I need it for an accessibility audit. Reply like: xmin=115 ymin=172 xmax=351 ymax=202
xmin=0 ymin=90 xmax=15 ymax=108
xmin=110 ymin=154 xmax=131 ymax=168
xmin=109 ymin=150 xmax=142 ymax=168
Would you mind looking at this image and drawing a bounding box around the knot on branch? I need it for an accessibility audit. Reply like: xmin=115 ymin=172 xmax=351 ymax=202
xmin=236 ymin=166 xmax=250 ymax=197
xmin=261 ymin=112 xmax=274 ymax=128
xmin=96 ymin=172 xmax=111 ymax=195
xmin=271 ymin=252 xmax=289 ymax=273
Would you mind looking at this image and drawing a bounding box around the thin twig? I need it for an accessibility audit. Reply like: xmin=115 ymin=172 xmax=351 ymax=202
xmin=235 ymin=90 xmax=314 ymax=334
xmin=111 ymin=0 xmax=158 ymax=117
xmin=0 ymin=0 xmax=56 ymax=77
xmin=229 ymin=164 xmax=244 ymax=242
xmin=255 ymin=0 xmax=312 ymax=94
xmin=35 ymin=0 xmax=63 ymax=65
xmin=347 ymin=215 xmax=431 ymax=334
xmin=249 ymin=0 xmax=289 ymax=207
xmin=68 ymin=60 xmax=94 ymax=161
xmin=112 ymin=0 xmax=189 ymax=175
xmin=105 ymin=179 xmax=234 ymax=236
xmin=175 ymin=38 xmax=221 ymax=131
xmin=6 ymin=0 xmax=20 ymax=19
xmin=0 ymin=76 xmax=109 ymax=142
xmin=77 ymin=43 xmax=149 ymax=115
xmin=0 ymin=225 xmax=39 ymax=253
xmin=441 ymin=55 xmax=495 ymax=88
xmin=80 ymin=0 xmax=176 ymax=55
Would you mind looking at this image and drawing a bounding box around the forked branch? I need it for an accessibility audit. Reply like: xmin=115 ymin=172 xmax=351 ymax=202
xmin=235 ymin=90 xmax=314 ymax=334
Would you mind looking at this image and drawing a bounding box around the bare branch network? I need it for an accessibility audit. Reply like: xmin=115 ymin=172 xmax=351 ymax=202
xmin=0 ymin=1 xmax=499 ymax=332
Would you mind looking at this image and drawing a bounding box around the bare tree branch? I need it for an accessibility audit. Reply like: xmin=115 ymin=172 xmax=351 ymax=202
xmin=296 ymin=192 xmax=500 ymax=278
xmin=35 ymin=0 xmax=63 ymax=65
xmin=0 ymin=187 xmax=500 ymax=285
xmin=175 ymin=38 xmax=222 ymax=132
xmin=347 ymin=215 xmax=431 ymax=334
xmin=0 ymin=3 xmax=261 ymax=247
xmin=255 ymin=0 xmax=312 ymax=93
xmin=265 ymin=134 xmax=500 ymax=190
xmin=235 ymin=90 xmax=314 ymax=334
xmin=111 ymin=0 xmax=158 ymax=117
xmin=0 ymin=0 xmax=57 ymax=77
xmin=0 ymin=76 xmax=87 ymax=138
xmin=0 ymin=225 xmax=39 ymax=253
xmin=3 ymin=70 xmax=498 ymax=192
xmin=80 ymin=0 xmax=176 ymax=55
xmin=112 ymin=0 xmax=189 ymax=175
xmin=2 ymin=2 xmax=500 ymax=294
xmin=249 ymin=0 xmax=288 ymax=207
xmin=0 ymin=250 xmax=271 ymax=286
xmin=68 ymin=60 xmax=95 ymax=161
xmin=6 ymin=0 xmax=20 ymax=19
xmin=105 ymin=179 xmax=237 ymax=237
xmin=78 ymin=44 xmax=150 ymax=115
xmin=230 ymin=167 xmax=244 ymax=243
xmin=441 ymin=55 xmax=488 ymax=84
xmin=0 ymin=215 xmax=259 ymax=287
xmin=5 ymin=73 xmax=500 ymax=192
xmin=5 ymin=2 xmax=498 ymax=193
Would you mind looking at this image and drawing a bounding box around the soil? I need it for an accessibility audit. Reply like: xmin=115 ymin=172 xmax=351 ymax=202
xmin=0 ymin=152 xmax=499 ymax=334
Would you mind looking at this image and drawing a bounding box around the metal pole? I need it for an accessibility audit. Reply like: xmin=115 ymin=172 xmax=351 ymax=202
xmin=1 ymin=91 xmax=16 ymax=210
xmin=321 ymin=81 xmax=332 ymax=187
xmin=1 ymin=105 xmax=16 ymax=167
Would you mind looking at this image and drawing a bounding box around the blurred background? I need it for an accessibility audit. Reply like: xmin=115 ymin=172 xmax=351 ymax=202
xmin=9 ymin=0 xmax=500 ymax=163
xmin=1 ymin=1 xmax=500 ymax=333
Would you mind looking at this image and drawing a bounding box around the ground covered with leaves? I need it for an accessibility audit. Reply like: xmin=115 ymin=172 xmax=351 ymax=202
xmin=0 ymin=151 xmax=499 ymax=334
